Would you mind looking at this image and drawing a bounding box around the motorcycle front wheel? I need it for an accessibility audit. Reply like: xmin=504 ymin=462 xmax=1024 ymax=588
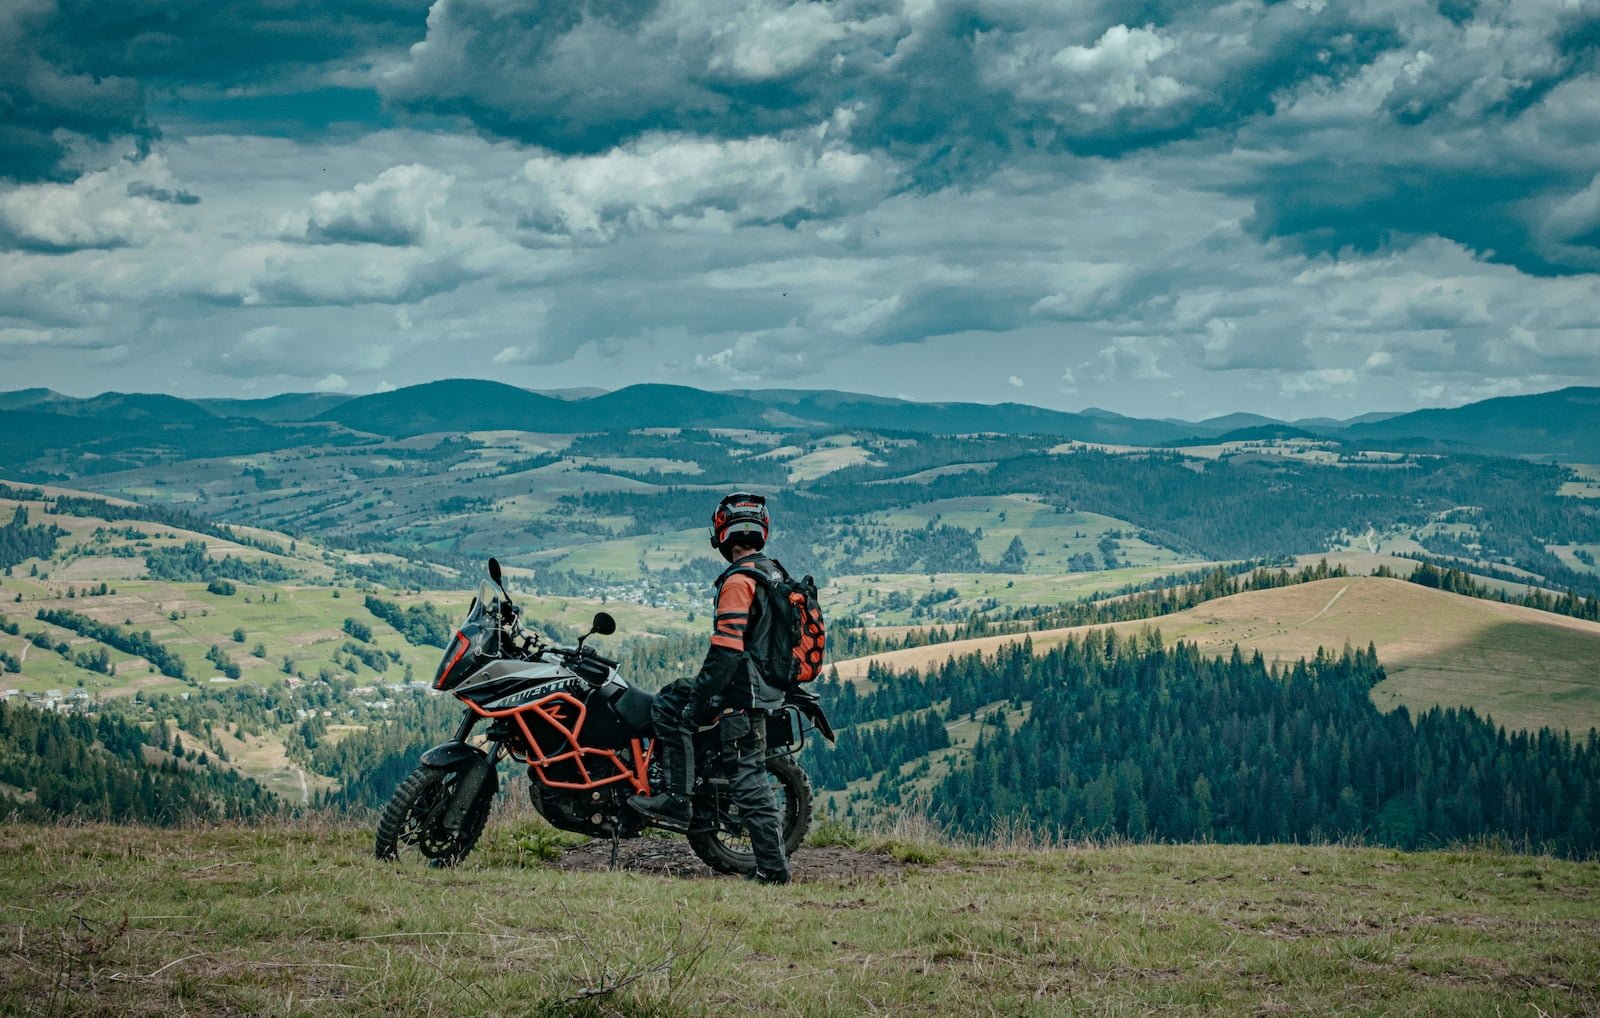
xmin=374 ymin=765 xmax=492 ymax=867
xmin=688 ymin=755 xmax=812 ymax=875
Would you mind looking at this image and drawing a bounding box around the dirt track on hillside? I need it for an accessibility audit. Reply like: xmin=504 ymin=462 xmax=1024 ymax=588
xmin=551 ymin=838 xmax=919 ymax=883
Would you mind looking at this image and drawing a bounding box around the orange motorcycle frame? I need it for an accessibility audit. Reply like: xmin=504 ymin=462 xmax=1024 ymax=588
xmin=462 ymin=690 xmax=651 ymax=794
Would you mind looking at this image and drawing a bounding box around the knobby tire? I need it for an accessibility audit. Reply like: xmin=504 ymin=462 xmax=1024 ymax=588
xmin=687 ymin=755 xmax=812 ymax=875
xmin=374 ymin=765 xmax=492 ymax=867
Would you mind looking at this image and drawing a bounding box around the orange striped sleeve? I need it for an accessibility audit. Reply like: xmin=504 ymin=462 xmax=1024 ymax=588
xmin=710 ymin=573 xmax=756 ymax=651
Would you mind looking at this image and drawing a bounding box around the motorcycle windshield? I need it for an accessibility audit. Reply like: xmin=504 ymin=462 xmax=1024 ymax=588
xmin=464 ymin=582 xmax=496 ymax=627
xmin=469 ymin=582 xmax=504 ymax=655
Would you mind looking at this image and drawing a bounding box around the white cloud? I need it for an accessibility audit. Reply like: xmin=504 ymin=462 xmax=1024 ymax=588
xmin=0 ymin=156 xmax=186 ymax=252
xmin=0 ymin=327 xmax=56 ymax=346
xmin=703 ymin=2 xmax=853 ymax=82
xmin=1007 ymin=375 xmax=1024 ymax=388
xmin=493 ymin=345 xmax=541 ymax=365
xmin=280 ymin=164 xmax=454 ymax=246
xmin=998 ymin=24 xmax=1192 ymax=116
xmin=314 ymin=373 xmax=349 ymax=392
xmin=1280 ymin=368 xmax=1357 ymax=397
xmin=692 ymin=327 xmax=811 ymax=381
xmin=500 ymin=113 xmax=897 ymax=240
xmin=1080 ymin=336 xmax=1172 ymax=385
xmin=199 ymin=324 xmax=397 ymax=382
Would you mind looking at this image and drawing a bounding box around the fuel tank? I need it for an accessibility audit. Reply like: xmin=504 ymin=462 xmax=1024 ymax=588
xmin=456 ymin=660 xmax=576 ymax=712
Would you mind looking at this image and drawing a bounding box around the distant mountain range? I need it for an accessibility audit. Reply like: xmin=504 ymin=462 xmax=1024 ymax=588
xmin=3 ymin=381 xmax=1599 ymax=470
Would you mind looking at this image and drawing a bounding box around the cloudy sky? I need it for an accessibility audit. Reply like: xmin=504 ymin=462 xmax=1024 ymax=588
xmin=2 ymin=0 xmax=1598 ymax=421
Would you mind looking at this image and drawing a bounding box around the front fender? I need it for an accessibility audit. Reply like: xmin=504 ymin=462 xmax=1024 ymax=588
xmin=420 ymin=740 xmax=486 ymax=771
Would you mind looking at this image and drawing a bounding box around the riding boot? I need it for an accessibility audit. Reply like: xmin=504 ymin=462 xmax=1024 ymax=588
xmin=631 ymin=679 xmax=698 ymax=825
xmin=627 ymin=791 xmax=692 ymax=825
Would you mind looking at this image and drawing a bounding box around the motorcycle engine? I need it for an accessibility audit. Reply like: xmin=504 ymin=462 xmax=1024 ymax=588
xmin=529 ymin=777 xmax=643 ymax=838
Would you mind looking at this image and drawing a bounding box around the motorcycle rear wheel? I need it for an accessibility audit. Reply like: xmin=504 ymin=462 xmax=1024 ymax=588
xmin=374 ymin=765 xmax=492 ymax=867
xmin=688 ymin=756 xmax=812 ymax=875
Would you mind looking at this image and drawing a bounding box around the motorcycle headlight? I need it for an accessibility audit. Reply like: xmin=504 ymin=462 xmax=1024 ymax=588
xmin=433 ymin=630 xmax=472 ymax=690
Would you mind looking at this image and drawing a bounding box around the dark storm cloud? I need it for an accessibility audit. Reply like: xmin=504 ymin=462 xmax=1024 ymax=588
xmin=1230 ymin=0 xmax=1600 ymax=277
xmin=1 ymin=0 xmax=431 ymax=181
xmin=380 ymin=0 xmax=1393 ymax=171
xmin=1238 ymin=158 xmax=1588 ymax=276
xmin=0 ymin=1 xmax=152 ymax=182
xmin=125 ymin=181 xmax=199 ymax=205
xmin=380 ymin=0 xmax=1600 ymax=277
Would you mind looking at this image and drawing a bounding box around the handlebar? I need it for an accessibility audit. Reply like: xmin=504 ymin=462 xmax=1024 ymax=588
xmin=548 ymin=644 xmax=618 ymax=669
xmin=580 ymin=647 xmax=619 ymax=670
xmin=489 ymin=584 xmax=618 ymax=677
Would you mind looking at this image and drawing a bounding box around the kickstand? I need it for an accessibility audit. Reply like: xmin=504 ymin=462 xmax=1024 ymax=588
xmin=607 ymin=829 xmax=621 ymax=870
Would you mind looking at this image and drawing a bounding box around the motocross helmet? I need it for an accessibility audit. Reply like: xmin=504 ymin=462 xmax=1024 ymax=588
xmin=711 ymin=491 xmax=769 ymax=552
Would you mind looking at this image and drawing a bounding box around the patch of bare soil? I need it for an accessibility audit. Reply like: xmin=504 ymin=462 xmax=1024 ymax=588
xmin=551 ymin=839 xmax=915 ymax=883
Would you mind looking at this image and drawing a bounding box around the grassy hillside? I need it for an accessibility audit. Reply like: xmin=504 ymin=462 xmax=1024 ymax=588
xmin=0 ymin=485 xmax=695 ymax=806
xmin=2 ymin=821 xmax=1596 ymax=1017
xmin=835 ymin=578 xmax=1600 ymax=734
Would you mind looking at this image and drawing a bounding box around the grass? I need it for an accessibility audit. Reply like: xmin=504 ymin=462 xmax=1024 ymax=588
xmin=1558 ymin=464 xmax=1600 ymax=498
xmin=867 ymin=494 xmax=1191 ymax=573
xmin=824 ymin=561 xmax=1220 ymax=624
xmin=2 ymin=819 xmax=1597 ymax=1016
xmin=1370 ymin=620 xmax=1600 ymax=734
xmin=535 ymin=528 xmax=711 ymax=580
xmin=786 ymin=441 xmax=876 ymax=482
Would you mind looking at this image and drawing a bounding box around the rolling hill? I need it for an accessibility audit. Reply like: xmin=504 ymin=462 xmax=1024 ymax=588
xmin=7 ymin=381 xmax=1597 ymax=460
xmin=0 ymin=481 xmax=702 ymax=804
xmin=195 ymin=391 xmax=355 ymax=421
xmin=1344 ymin=385 xmax=1600 ymax=460
xmin=834 ymin=577 xmax=1600 ymax=734
xmin=313 ymin=378 xmax=576 ymax=437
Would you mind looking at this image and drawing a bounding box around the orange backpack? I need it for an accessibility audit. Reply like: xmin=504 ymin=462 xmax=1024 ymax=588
xmin=722 ymin=557 xmax=826 ymax=687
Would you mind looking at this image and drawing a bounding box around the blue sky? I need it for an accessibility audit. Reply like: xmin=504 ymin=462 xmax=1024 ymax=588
xmin=2 ymin=0 xmax=1597 ymax=420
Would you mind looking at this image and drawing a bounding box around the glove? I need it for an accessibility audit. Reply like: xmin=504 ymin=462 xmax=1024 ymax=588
xmin=683 ymin=696 xmax=719 ymax=727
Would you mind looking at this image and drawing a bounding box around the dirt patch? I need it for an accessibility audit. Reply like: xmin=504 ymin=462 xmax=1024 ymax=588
xmin=54 ymin=557 xmax=147 ymax=581
xmin=286 ymin=628 xmax=344 ymax=648
xmin=551 ymin=839 xmax=916 ymax=883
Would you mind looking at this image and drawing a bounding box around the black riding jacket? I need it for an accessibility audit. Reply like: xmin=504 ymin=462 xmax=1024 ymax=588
xmin=689 ymin=552 xmax=786 ymax=712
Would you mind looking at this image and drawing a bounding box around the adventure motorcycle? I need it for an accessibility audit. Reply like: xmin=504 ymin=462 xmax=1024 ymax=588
xmin=374 ymin=558 xmax=834 ymax=873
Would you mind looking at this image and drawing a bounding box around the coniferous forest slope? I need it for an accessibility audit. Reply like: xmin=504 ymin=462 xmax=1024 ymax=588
xmin=810 ymin=630 xmax=1600 ymax=858
xmin=832 ymin=577 xmax=1600 ymax=735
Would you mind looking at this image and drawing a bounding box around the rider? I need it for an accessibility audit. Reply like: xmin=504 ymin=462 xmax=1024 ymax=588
xmin=628 ymin=492 xmax=791 ymax=884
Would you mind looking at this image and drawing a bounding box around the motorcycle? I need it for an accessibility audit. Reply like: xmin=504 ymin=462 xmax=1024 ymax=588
xmin=374 ymin=558 xmax=834 ymax=873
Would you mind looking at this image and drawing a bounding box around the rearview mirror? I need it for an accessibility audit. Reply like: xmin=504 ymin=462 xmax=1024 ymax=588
xmin=487 ymin=557 xmax=503 ymax=587
xmin=590 ymin=612 xmax=616 ymax=636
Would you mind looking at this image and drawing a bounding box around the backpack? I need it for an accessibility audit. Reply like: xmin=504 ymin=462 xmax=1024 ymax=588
xmin=720 ymin=556 xmax=826 ymax=687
